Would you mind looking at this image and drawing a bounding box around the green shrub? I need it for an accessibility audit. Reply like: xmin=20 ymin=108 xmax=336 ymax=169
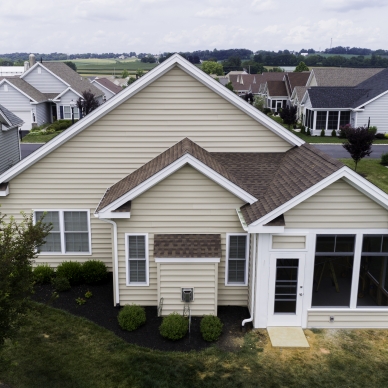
xmin=331 ymin=129 xmax=337 ymax=137
xmin=82 ymin=260 xmax=107 ymax=284
xmin=375 ymin=133 xmax=385 ymax=139
xmin=118 ymin=305 xmax=146 ymax=331
xmin=320 ymin=129 xmax=325 ymax=137
xmin=300 ymin=125 xmax=306 ymax=134
xmin=200 ymin=315 xmax=223 ymax=342
xmin=33 ymin=263 xmax=55 ymax=284
xmin=263 ymin=108 xmax=271 ymax=115
xmin=52 ymin=276 xmax=71 ymax=292
xmin=385 ymin=133 xmax=388 ymax=139
xmin=49 ymin=120 xmax=75 ymax=132
xmin=368 ymin=126 xmax=378 ymax=135
xmin=381 ymin=153 xmax=388 ymax=166
xmin=306 ymin=128 xmax=311 ymax=136
xmin=56 ymin=261 xmax=83 ymax=285
xmin=159 ymin=312 xmax=188 ymax=340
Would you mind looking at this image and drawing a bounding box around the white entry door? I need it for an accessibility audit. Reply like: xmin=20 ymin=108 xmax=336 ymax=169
xmin=267 ymin=253 xmax=305 ymax=326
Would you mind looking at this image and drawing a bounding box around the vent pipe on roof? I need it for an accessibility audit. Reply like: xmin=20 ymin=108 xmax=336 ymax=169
xmin=29 ymin=54 xmax=36 ymax=67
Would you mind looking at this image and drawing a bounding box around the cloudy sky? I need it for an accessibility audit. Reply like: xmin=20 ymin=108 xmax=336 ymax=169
xmin=0 ymin=0 xmax=386 ymax=54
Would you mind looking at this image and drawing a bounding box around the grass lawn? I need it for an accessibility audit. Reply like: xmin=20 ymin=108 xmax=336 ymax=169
xmin=340 ymin=158 xmax=388 ymax=193
xmin=21 ymin=132 xmax=60 ymax=143
xmin=1 ymin=303 xmax=388 ymax=387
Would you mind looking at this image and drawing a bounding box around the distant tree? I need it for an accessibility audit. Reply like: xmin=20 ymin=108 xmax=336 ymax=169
xmin=0 ymin=212 xmax=51 ymax=345
xmin=121 ymin=69 xmax=129 ymax=78
xmin=294 ymin=61 xmax=309 ymax=72
xmin=127 ymin=77 xmax=136 ymax=85
xmin=225 ymin=82 xmax=234 ymax=91
xmin=242 ymin=60 xmax=266 ymax=74
xmin=279 ymin=105 xmax=297 ymax=129
xmin=342 ymin=126 xmax=375 ymax=171
xmin=253 ymin=96 xmax=266 ymax=112
xmin=77 ymin=90 xmax=100 ymax=116
xmin=201 ymin=61 xmax=223 ymax=75
xmin=136 ymin=69 xmax=144 ymax=79
xmin=64 ymin=61 xmax=77 ymax=71
xmin=241 ymin=93 xmax=254 ymax=104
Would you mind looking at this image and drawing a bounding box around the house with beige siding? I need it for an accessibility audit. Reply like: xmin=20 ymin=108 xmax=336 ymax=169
xmin=1 ymin=54 xmax=388 ymax=329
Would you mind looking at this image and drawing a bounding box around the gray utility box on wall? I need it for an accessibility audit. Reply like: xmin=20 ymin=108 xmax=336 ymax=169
xmin=182 ymin=288 xmax=194 ymax=303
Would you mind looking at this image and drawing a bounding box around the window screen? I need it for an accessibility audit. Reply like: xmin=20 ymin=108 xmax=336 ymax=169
xmin=36 ymin=211 xmax=61 ymax=252
xmin=316 ymin=111 xmax=327 ymax=130
xmin=328 ymin=111 xmax=339 ymax=130
xmin=64 ymin=211 xmax=89 ymax=252
xmin=228 ymin=235 xmax=247 ymax=284
xmin=339 ymin=111 xmax=351 ymax=126
xmin=128 ymin=235 xmax=147 ymax=283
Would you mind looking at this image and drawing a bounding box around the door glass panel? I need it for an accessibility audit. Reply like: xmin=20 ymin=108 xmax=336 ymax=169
xmin=274 ymin=258 xmax=299 ymax=314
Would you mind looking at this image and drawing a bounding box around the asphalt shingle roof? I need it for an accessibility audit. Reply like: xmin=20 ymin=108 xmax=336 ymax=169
xmin=266 ymin=81 xmax=288 ymax=97
xmin=96 ymin=138 xmax=344 ymax=226
xmin=42 ymin=62 xmax=103 ymax=97
xmin=0 ymin=104 xmax=24 ymax=128
xmin=308 ymin=87 xmax=369 ymax=108
xmin=154 ymin=234 xmax=222 ymax=258
xmin=312 ymin=68 xmax=384 ymax=87
xmin=94 ymin=78 xmax=123 ymax=94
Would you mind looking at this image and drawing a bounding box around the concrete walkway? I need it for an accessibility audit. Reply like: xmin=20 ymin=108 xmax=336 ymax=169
xmin=267 ymin=327 xmax=310 ymax=348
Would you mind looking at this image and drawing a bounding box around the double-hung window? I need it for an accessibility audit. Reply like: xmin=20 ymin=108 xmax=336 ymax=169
xmin=34 ymin=210 xmax=91 ymax=254
xmin=226 ymin=234 xmax=248 ymax=285
xmin=126 ymin=234 xmax=149 ymax=286
xmin=63 ymin=106 xmax=80 ymax=120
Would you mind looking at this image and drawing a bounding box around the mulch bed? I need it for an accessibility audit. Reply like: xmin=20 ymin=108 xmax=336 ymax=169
xmin=32 ymin=274 xmax=250 ymax=352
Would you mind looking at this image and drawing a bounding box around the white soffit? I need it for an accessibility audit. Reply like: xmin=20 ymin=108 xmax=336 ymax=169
xmin=0 ymin=54 xmax=303 ymax=185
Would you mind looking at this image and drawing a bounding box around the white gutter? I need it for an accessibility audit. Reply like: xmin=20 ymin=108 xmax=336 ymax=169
xmin=242 ymin=233 xmax=257 ymax=329
xmin=97 ymin=217 xmax=120 ymax=306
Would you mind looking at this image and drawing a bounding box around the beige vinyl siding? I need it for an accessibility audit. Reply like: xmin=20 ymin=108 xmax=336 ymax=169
xmin=116 ymin=165 xmax=247 ymax=307
xmin=308 ymin=310 xmax=388 ymax=328
xmin=272 ymin=235 xmax=306 ymax=249
xmin=284 ymin=179 xmax=388 ymax=229
xmin=158 ymin=263 xmax=217 ymax=316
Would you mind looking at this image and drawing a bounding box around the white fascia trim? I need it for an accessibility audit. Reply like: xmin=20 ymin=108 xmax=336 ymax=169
xmin=155 ymin=258 xmax=220 ymax=263
xmin=236 ymin=209 xmax=248 ymax=232
xmin=248 ymin=166 xmax=388 ymax=232
xmin=354 ymin=90 xmax=388 ymax=110
xmin=21 ymin=63 xmax=70 ymax=88
xmin=97 ymin=154 xmax=257 ymax=214
xmin=0 ymin=79 xmax=38 ymax=103
xmin=54 ymin=87 xmax=83 ymax=101
xmin=96 ymin=211 xmax=130 ymax=219
xmin=0 ymin=184 xmax=9 ymax=196
xmin=0 ymin=53 xmax=302 ymax=185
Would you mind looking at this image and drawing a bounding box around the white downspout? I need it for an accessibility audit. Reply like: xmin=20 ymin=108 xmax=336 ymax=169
xmin=242 ymin=233 xmax=257 ymax=329
xmin=98 ymin=217 xmax=120 ymax=306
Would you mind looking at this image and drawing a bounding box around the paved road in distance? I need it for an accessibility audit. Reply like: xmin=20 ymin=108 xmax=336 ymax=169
xmin=312 ymin=144 xmax=388 ymax=159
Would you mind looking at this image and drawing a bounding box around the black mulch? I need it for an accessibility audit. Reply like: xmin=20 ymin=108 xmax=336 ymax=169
xmin=32 ymin=274 xmax=250 ymax=352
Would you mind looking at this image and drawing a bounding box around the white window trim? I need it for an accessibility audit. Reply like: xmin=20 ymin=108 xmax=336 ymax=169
xmin=225 ymin=232 xmax=249 ymax=286
xmin=125 ymin=233 xmax=149 ymax=286
xmin=63 ymin=105 xmax=79 ymax=120
xmin=34 ymin=209 xmax=92 ymax=256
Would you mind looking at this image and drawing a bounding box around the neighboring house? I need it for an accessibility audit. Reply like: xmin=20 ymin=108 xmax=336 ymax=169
xmin=1 ymin=54 xmax=388 ymax=329
xmin=0 ymin=77 xmax=49 ymax=131
xmin=0 ymin=104 xmax=23 ymax=175
xmin=262 ymin=81 xmax=289 ymax=112
xmin=301 ymin=68 xmax=388 ymax=134
xmin=290 ymin=86 xmax=307 ymax=120
xmin=91 ymin=77 xmax=123 ymax=101
xmin=229 ymin=74 xmax=258 ymax=95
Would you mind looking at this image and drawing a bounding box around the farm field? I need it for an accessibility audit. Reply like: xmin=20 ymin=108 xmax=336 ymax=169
xmin=54 ymin=58 xmax=158 ymax=76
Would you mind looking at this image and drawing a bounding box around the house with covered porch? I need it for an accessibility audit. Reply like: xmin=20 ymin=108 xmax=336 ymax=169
xmin=1 ymin=54 xmax=388 ymax=329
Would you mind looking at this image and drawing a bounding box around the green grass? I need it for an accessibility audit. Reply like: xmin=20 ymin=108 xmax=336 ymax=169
xmin=340 ymin=158 xmax=388 ymax=193
xmin=1 ymin=303 xmax=388 ymax=387
xmin=21 ymin=132 xmax=60 ymax=143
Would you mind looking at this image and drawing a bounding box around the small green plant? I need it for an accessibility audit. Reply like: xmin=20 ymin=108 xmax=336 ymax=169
xmin=306 ymin=128 xmax=311 ymax=136
xmin=56 ymin=261 xmax=83 ymax=285
xmin=51 ymin=276 xmax=71 ymax=292
xmin=331 ymin=129 xmax=337 ymax=137
xmin=320 ymin=129 xmax=325 ymax=137
xmin=381 ymin=153 xmax=388 ymax=166
xmin=385 ymin=133 xmax=388 ymax=139
xmin=33 ymin=263 xmax=55 ymax=284
xmin=118 ymin=305 xmax=146 ymax=332
xmin=300 ymin=125 xmax=306 ymax=134
xmin=200 ymin=315 xmax=223 ymax=342
xmin=159 ymin=312 xmax=188 ymax=340
xmin=75 ymin=297 xmax=86 ymax=305
xmin=82 ymin=260 xmax=108 ymax=284
xmin=368 ymin=126 xmax=378 ymax=135
xmin=85 ymin=290 xmax=93 ymax=299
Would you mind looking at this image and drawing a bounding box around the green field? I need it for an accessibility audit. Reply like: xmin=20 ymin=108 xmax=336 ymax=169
xmin=58 ymin=58 xmax=158 ymax=76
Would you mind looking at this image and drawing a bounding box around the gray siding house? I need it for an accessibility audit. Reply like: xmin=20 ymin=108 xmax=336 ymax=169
xmin=90 ymin=78 xmax=123 ymax=101
xmin=0 ymin=105 xmax=23 ymax=175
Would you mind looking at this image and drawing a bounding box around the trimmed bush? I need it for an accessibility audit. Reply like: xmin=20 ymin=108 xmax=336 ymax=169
xmin=306 ymin=128 xmax=311 ymax=136
xmin=159 ymin=313 xmax=188 ymax=340
xmin=33 ymin=263 xmax=55 ymax=284
xmin=200 ymin=315 xmax=223 ymax=342
xmin=118 ymin=305 xmax=146 ymax=331
xmin=82 ymin=260 xmax=107 ymax=284
xmin=368 ymin=126 xmax=378 ymax=135
xmin=375 ymin=133 xmax=385 ymax=139
xmin=300 ymin=125 xmax=306 ymax=134
xmin=320 ymin=129 xmax=325 ymax=137
xmin=52 ymin=276 xmax=71 ymax=292
xmin=331 ymin=129 xmax=337 ymax=137
xmin=385 ymin=134 xmax=388 ymax=139
xmin=56 ymin=261 xmax=83 ymax=285
xmin=381 ymin=153 xmax=388 ymax=166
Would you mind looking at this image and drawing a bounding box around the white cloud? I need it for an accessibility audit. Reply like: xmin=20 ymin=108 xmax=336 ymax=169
xmin=322 ymin=0 xmax=387 ymax=12
xmin=262 ymin=25 xmax=282 ymax=35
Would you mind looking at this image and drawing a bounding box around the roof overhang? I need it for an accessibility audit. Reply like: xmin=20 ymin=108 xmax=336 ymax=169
xmin=96 ymin=153 xmax=258 ymax=218
xmin=247 ymin=166 xmax=388 ymax=232
xmin=0 ymin=53 xmax=304 ymax=186
xmin=53 ymin=87 xmax=83 ymax=101
xmin=0 ymin=79 xmax=38 ymax=103
xmin=354 ymin=90 xmax=388 ymax=110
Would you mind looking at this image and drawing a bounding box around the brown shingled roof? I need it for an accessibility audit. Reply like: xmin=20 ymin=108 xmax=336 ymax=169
xmin=266 ymin=80 xmax=288 ymax=97
xmin=154 ymin=234 xmax=221 ymax=258
xmin=312 ymin=68 xmax=383 ymax=87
